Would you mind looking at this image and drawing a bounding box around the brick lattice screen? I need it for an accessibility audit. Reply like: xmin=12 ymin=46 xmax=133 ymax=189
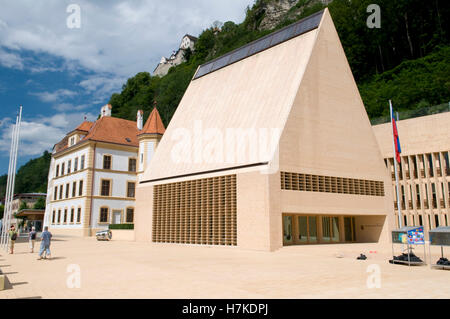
xmin=281 ymin=172 xmax=384 ymax=196
xmin=153 ymin=175 xmax=237 ymax=245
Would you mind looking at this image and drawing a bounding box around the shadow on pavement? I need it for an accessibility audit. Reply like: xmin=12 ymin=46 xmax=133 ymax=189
xmin=11 ymin=281 xmax=28 ymax=286
xmin=47 ymin=256 xmax=66 ymax=260
xmin=1 ymin=278 xmax=28 ymax=290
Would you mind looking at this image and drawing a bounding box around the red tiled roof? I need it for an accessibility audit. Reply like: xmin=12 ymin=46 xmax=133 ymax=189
xmin=139 ymin=108 xmax=165 ymax=136
xmin=83 ymin=116 xmax=139 ymax=147
xmin=75 ymin=121 xmax=94 ymax=132
xmin=54 ymin=108 xmax=165 ymax=154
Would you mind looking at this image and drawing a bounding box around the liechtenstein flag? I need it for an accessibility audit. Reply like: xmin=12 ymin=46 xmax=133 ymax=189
xmin=392 ymin=113 xmax=402 ymax=163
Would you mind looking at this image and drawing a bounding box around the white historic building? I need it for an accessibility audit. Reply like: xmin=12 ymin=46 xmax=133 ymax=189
xmin=153 ymin=34 xmax=197 ymax=77
xmin=43 ymin=104 xmax=165 ymax=236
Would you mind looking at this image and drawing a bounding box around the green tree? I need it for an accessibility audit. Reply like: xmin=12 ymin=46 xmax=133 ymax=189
xmin=19 ymin=201 xmax=28 ymax=210
xmin=33 ymin=197 xmax=46 ymax=210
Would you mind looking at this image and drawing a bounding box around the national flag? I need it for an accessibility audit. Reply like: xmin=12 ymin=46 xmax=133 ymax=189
xmin=392 ymin=114 xmax=402 ymax=163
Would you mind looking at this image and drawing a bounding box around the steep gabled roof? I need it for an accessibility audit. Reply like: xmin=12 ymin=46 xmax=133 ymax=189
xmin=193 ymin=10 xmax=323 ymax=80
xmin=139 ymin=107 xmax=165 ymax=136
xmin=140 ymin=11 xmax=324 ymax=183
xmin=184 ymin=34 xmax=198 ymax=41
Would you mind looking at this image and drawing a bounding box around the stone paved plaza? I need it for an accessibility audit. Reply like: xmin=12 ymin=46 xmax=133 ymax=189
xmin=0 ymin=235 xmax=449 ymax=299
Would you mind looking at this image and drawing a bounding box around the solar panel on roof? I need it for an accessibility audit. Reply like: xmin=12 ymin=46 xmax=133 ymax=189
xmin=228 ymin=44 xmax=252 ymax=65
xmin=193 ymin=10 xmax=324 ymax=80
xmin=195 ymin=62 xmax=213 ymax=78
xmin=294 ymin=13 xmax=321 ymax=36
xmin=269 ymin=24 xmax=297 ymax=47
xmin=211 ymin=55 xmax=231 ymax=72
xmin=248 ymin=35 xmax=273 ymax=56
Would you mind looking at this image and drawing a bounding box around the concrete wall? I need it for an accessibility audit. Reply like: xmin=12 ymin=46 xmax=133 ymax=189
xmin=236 ymin=171 xmax=271 ymax=251
xmin=111 ymin=229 xmax=135 ymax=241
xmin=134 ymin=185 xmax=153 ymax=242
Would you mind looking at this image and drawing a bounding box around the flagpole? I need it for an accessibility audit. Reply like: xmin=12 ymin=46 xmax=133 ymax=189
xmin=1 ymin=117 xmax=16 ymax=248
xmin=390 ymin=100 xmax=403 ymax=229
xmin=2 ymin=106 xmax=22 ymax=251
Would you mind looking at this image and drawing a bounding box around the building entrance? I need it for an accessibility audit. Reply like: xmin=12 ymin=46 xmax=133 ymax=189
xmin=282 ymin=214 xmax=357 ymax=245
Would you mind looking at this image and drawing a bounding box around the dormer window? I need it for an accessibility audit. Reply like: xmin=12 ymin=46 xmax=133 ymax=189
xmin=70 ymin=136 xmax=76 ymax=146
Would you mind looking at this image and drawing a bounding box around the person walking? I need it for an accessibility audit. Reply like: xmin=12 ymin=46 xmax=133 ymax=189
xmin=9 ymin=225 xmax=18 ymax=254
xmin=29 ymin=226 xmax=37 ymax=253
xmin=37 ymin=226 xmax=52 ymax=260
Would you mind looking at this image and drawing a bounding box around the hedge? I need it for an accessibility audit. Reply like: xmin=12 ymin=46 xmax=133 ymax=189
xmin=109 ymin=223 xmax=134 ymax=230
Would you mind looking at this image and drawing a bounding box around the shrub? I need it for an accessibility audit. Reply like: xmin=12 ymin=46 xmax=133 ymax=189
xmin=108 ymin=223 xmax=134 ymax=230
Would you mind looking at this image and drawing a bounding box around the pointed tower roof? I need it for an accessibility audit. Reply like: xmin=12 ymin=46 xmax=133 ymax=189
xmin=138 ymin=107 xmax=165 ymax=136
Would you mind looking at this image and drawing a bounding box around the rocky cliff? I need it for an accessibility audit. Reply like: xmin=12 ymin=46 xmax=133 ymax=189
xmin=257 ymin=0 xmax=333 ymax=30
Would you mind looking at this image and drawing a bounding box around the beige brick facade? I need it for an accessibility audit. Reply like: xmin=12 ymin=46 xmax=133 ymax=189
xmin=135 ymin=9 xmax=395 ymax=251
xmin=373 ymin=112 xmax=450 ymax=234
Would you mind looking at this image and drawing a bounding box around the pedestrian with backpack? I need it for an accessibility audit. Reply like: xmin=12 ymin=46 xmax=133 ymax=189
xmin=38 ymin=226 xmax=52 ymax=260
xmin=29 ymin=226 xmax=37 ymax=253
xmin=9 ymin=225 xmax=17 ymax=254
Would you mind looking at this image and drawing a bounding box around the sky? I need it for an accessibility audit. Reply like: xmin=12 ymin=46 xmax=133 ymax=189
xmin=0 ymin=0 xmax=255 ymax=175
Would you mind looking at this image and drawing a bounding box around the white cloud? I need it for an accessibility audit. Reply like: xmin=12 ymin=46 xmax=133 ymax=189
xmin=0 ymin=1 xmax=255 ymax=160
xmin=79 ymin=76 xmax=125 ymax=103
xmin=30 ymin=89 xmax=77 ymax=103
xmin=51 ymin=103 xmax=90 ymax=112
xmin=0 ymin=0 xmax=254 ymax=77
xmin=0 ymin=48 xmax=24 ymax=69
xmin=0 ymin=111 xmax=97 ymax=157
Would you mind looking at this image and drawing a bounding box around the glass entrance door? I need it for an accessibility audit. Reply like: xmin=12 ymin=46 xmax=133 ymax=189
xmin=322 ymin=216 xmax=340 ymax=242
xmin=344 ymin=217 xmax=356 ymax=242
xmin=308 ymin=216 xmax=318 ymax=243
xmin=283 ymin=214 xmax=356 ymax=245
xmin=283 ymin=215 xmax=293 ymax=245
xmin=297 ymin=216 xmax=318 ymax=244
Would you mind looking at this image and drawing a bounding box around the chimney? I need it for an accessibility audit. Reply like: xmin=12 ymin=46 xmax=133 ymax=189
xmin=137 ymin=110 xmax=143 ymax=130
xmin=100 ymin=104 xmax=112 ymax=117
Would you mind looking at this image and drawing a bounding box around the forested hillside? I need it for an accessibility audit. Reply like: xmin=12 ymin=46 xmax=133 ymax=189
xmin=109 ymin=0 xmax=449 ymax=126
xmin=0 ymin=151 xmax=51 ymax=198
xmin=1 ymin=0 xmax=448 ymax=197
